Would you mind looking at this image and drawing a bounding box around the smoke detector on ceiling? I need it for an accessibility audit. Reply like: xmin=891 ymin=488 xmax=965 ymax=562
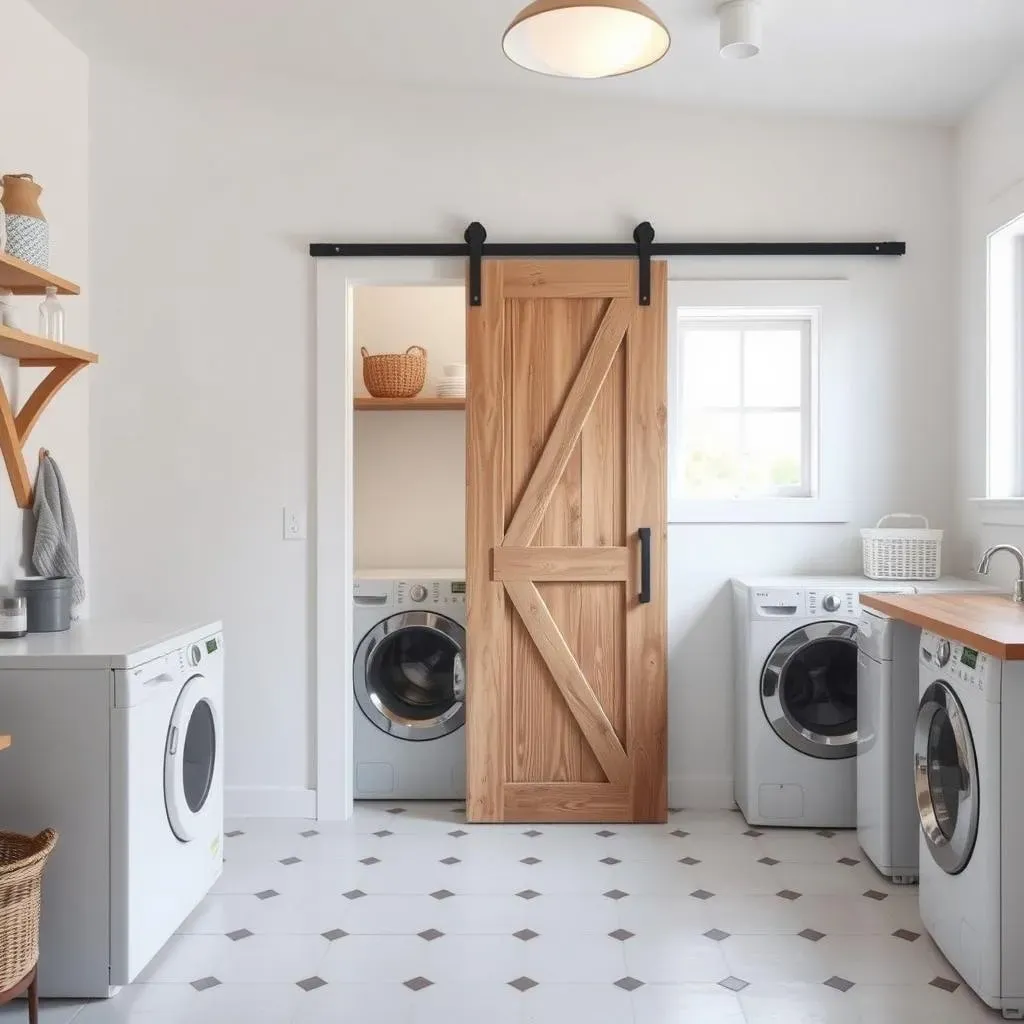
xmin=717 ymin=0 xmax=762 ymax=59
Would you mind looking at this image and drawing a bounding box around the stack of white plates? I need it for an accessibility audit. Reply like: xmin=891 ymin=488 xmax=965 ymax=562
xmin=437 ymin=362 xmax=466 ymax=398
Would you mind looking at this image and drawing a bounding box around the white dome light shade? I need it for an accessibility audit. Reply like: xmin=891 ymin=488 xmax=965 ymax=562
xmin=503 ymin=0 xmax=671 ymax=79
xmin=718 ymin=0 xmax=761 ymax=59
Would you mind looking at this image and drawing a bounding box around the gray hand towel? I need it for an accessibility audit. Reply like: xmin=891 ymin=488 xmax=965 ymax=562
xmin=32 ymin=453 xmax=85 ymax=607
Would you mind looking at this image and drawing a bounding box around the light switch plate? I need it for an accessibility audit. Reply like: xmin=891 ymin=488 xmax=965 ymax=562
xmin=283 ymin=505 xmax=306 ymax=540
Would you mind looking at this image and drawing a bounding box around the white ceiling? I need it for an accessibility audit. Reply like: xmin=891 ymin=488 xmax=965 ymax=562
xmin=28 ymin=0 xmax=1024 ymax=122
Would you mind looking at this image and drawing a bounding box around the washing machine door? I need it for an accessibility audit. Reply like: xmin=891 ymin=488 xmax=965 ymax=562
xmin=164 ymin=674 xmax=219 ymax=842
xmin=761 ymin=621 xmax=859 ymax=759
xmin=355 ymin=611 xmax=466 ymax=742
xmin=915 ymin=680 xmax=979 ymax=874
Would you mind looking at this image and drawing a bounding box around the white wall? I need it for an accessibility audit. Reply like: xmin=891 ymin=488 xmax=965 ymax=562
xmin=0 ymin=0 xmax=88 ymax=596
xmin=89 ymin=64 xmax=956 ymax=813
xmin=956 ymin=62 xmax=1024 ymax=589
xmin=354 ymin=286 xmax=465 ymax=571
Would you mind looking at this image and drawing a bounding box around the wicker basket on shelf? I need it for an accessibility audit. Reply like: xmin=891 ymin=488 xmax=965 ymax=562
xmin=361 ymin=345 xmax=427 ymax=399
xmin=0 ymin=829 xmax=58 ymax=1006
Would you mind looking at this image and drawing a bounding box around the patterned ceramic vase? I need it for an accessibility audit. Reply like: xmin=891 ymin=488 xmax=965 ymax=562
xmin=1 ymin=174 xmax=49 ymax=269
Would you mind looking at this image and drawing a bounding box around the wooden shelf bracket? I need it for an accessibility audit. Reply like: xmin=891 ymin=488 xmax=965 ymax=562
xmin=0 ymin=357 xmax=88 ymax=508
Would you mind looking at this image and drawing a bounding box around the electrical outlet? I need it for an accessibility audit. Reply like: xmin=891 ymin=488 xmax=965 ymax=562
xmin=283 ymin=506 xmax=306 ymax=540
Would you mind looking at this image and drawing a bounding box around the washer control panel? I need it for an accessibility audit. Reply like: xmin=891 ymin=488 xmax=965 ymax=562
xmin=920 ymin=630 xmax=995 ymax=695
xmin=395 ymin=579 xmax=466 ymax=608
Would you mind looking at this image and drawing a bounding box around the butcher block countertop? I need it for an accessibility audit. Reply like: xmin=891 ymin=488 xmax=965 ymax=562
xmin=860 ymin=592 xmax=1024 ymax=660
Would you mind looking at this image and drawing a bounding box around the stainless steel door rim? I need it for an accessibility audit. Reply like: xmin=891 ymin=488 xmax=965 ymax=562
xmin=915 ymin=680 xmax=979 ymax=874
xmin=761 ymin=621 xmax=859 ymax=759
xmin=354 ymin=610 xmax=466 ymax=741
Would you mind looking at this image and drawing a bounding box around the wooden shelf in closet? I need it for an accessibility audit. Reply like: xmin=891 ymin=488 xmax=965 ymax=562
xmin=355 ymin=396 xmax=465 ymax=411
xmin=0 ymin=252 xmax=79 ymax=296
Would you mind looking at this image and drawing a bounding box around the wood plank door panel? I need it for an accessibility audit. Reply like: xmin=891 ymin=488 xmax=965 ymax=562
xmin=466 ymin=259 xmax=667 ymax=823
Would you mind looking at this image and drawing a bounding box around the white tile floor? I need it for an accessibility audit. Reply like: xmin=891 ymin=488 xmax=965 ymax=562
xmin=5 ymin=803 xmax=1004 ymax=1023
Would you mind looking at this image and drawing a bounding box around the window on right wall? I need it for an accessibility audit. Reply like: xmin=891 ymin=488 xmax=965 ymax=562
xmin=987 ymin=214 xmax=1024 ymax=498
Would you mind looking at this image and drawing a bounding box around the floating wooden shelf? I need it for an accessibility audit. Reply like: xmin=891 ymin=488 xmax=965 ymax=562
xmin=355 ymin=396 xmax=465 ymax=411
xmin=0 ymin=252 xmax=79 ymax=296
xmin=0 ymin=736 xmax=10 ymax=752
xmin=0 ymin=323 xmax=96 ymax=509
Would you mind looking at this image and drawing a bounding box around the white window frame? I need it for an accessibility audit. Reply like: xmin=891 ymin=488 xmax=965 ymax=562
xmin=668 ymin=279 xmax=850 ymax=524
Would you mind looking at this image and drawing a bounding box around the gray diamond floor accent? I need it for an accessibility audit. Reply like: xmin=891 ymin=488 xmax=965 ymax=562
xmin=669 ymin=829 xmax=691 ymax=838
xmin=299 ymin=829 xmax=319 ymax=838
xmin=451 ymin=805 xmax=466 ymax=813
xmin=600 ymin=857 xmax=621 ymax=865
xmin=704 ymin=929 xmax=730 ymax=941
xmin=614 ymin=977 xmax=645 ymax=992
xmin=863 ymin=890 xmax=888 ymax=901
xmin=523 ymin=830 xmax=543 ymax=838
xmin=431 ymin=889 xmax=455 ymax=900
xmin=191 ymin=977 xmax=221 ymax=992
xmin=521 ymin=856 xmax=542 ymax=865
xmin=817 ymin=829 xmax=838 ymax=838
xmin=777 ymin=890 xmax=802 ymax=901
xmin=279 ymin=856 xmax=301 ymax=866
xmin=322 ymin=929 xmax=348 ymax=941
xmin=718 ymin=976 xmax=749 ymax=992
xmin=360 ymin=856 xmax=381 ymax=866
xmin=449 ymin=830 xmax=468 ymax=838
xmin=679 ymin=856 xmax=701 ymax=866
xmin=296 ymin=976 xmax=327 ymax=992
xmin=418 ymin=929 xmax=444 ymax=941
xmin=608 ymin=929 xmax=635 ymax=941
xmin=824 ymin=976 xmax=855 ymax=993
xmin=404 ymin=977 xmax=434 ymax=992
xmin=893 ymin=929 xmax=921 ymax=942
xmin=596 ymin=830 xmax=616 ymax=837
xmin=343 ymin=889 xmax=367 ymax=900
xmin=254 ymin=889 xmax=279 ymax=901
xmin=743 ymin=829 xmax=764 ymax=838
xmin=440 ymin=856 xmax=461 ymax=865
xmin=837 ymin=856 xmax=860 ymax=866
xmin=603 ymin=889 xmax=628 ymax=901
xmin=514 ymin=928 xmax=540 ymax=942
xmin=799 ymin=928 xmax=826 ymax=942
xmin=516 ymin=889 xmax=541 ymax=900
xmin=508 ymin=977 xmax=538 ymax=992
xmin=226 ymin=928 xmax=253 ymax=942
xmin=690 ymin=889 xmax=715 ymax=900
xmin=758 ymin=856 xmax=781 ymax=866
xmin=225 ymin=830 xmax=244 ymax=838
xmin=387 ymin=807 xmax=407 ymax=814
xmin=929 ymin=977 xmax=960 ymax=993
xmin=373 ymin=829 xmax=393 ymax=838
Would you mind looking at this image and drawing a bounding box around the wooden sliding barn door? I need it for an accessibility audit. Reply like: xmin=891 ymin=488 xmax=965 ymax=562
xmin=466 ymin=259 xmax=667 ymax=823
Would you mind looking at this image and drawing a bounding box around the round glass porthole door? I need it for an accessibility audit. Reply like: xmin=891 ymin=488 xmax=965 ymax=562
xmin=354 ymin=611 xmax=466 ymax=742
xmin=761 ymin=622 xmax=859 ymax=759
xmin=915 ymin=681 xmax=979 ymax=874
xmin=165 ymin=675 xmax=219 ymax=842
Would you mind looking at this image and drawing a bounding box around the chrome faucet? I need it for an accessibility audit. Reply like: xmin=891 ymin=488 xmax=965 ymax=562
xmin=977 ymin=544 xmax=1024 ymax=603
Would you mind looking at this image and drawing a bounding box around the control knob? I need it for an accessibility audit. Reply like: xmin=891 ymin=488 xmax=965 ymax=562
xmin=935 ymin=639 xmax=951 ymax=667
xmin=409 ymin=584 xmax=428 ymax=603
xmin=188 ymin=644 xmax=202 ymax=667
xmin=821 ymin=594 xmax=841 ymax=613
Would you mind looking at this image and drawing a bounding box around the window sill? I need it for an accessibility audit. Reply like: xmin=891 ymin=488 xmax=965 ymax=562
xmin=970 ymin=497 xmax=1024 ymax=527
xmin=670 ymin=499 xmax=849 ymax=525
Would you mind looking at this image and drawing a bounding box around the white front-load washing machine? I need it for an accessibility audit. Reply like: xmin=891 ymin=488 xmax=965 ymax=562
xmin=733 ymin=577 xmax=912 ymax=827
xmin=0 ymin=620 xmax=224 ymax=997
xmin=353 ymin=571 xmax=466 ymax=800
xmin=915 ymin=629 xmax=1024 ymax=1017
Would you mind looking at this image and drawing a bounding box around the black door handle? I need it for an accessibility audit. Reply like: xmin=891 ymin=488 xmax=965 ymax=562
xmin=638 ymin=527 xmax=652 ymax=605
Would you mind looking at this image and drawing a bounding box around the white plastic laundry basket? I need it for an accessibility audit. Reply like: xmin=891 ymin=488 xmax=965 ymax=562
xmin=861 ymin=514 xmax=943 ymax=581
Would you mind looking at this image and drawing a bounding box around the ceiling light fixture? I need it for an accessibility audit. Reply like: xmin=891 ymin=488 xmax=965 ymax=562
xmin=502 ymin=0 xmax=671 ymax=79
xmin=718 ymin=0 xmax=761 ymax=59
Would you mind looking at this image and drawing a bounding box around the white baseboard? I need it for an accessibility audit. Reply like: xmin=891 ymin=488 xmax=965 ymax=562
xmin=225 ymin=786 xmax=317 ymax=819
xmin=669 ymin=774 xmax=736 ymax=811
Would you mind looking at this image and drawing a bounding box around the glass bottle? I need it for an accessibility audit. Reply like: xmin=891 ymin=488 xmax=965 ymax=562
xmin=38 ymin=285 xmax=64 ymax=343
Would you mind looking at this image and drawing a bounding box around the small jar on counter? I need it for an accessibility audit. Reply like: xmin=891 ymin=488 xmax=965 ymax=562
xmin=0 ymin=597 xmax=27 ymax=638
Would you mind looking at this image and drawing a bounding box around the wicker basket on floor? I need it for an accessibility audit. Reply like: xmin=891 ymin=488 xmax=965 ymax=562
xmin=0 ymin=829 xmax=58 ymax=994
xmin=361 ymin=345 xmax=427 ymax=398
